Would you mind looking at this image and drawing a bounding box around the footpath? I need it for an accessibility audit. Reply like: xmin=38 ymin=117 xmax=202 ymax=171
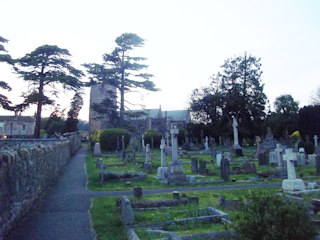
xmin=8 ymin=145 xmax=281 ymax=240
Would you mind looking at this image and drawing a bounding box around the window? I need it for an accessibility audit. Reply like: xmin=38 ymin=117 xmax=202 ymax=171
xmin=22 ymin=124 xmax=26 ymax=132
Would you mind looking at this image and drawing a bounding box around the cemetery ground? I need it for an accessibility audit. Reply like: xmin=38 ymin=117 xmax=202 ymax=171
xmin=86 ymin=145 xmax=320 ymax=239
xmin=85 ymin=146 xmax=320 ymax=191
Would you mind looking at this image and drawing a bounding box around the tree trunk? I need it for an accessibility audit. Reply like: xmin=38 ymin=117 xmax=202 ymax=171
xmin=34 ymin=79 xmax=44 ymax=138
xmin=119 ymin=50 xmax=125 ymax=126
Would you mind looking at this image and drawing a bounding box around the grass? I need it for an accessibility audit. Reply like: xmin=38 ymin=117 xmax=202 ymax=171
xmin=90 ymin=187 xmax=279 ymax=240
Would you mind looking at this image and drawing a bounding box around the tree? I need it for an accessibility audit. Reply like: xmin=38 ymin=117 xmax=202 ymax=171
xmin=0 ymin=36 xmax=14 ymax=110
xmin=298 ymin=105 xmax=320 ymax=141
xmin=85 ymin=33 xmax=158 ymax=127
xmin=233 ymin=191 xmax=315 ymax=240
xmin=44 ymin=106 xmax=66 ymax=136
xmin=190 ymin=53 xmax=267 ymax=141
xmin=265 ymin=94 xmax=299 ymax=139
xmin=311 ymin=86 xmax=320 ymax=105
xmin=64 ymin=92 xmax=83 ymax=132
xmin=15 ymin=45 xmax=84 ymax=138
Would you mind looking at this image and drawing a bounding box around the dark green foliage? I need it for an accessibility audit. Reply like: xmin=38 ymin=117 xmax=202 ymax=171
xmin=298 ymin=141 xmax=315 ymax=154
xmin=233 ymin=191 xmax=315 ymax=240
xmin=44 ymin=110 xmax=65 ymax=136
xmin=15 ymin=45 xmax=84 ymax=138
xmin=265 ymin=94 xmax=299 ymax=139
xmin=190 ymin=53 xmax=267 ymax=142
xmin=144 ymin=129 xmax=162 ymax=148
xmin=65 ymin=92 xmax=83 ymax=132
xmin=100 ymin=128 xmax=130 ymax=151
xmin=298 ymin=105 xmax=320 ymax=141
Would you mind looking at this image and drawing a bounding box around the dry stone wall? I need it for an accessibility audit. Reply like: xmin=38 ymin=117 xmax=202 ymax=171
xmin=0 ymin=134 xmax=81 ymax=239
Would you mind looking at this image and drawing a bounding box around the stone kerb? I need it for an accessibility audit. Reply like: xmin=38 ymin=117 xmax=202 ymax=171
xmin=0 ymin=140 xmax=74 ymax=239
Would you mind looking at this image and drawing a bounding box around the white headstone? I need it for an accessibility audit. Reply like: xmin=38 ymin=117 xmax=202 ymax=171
xmin=299 ymin=147 xmax=305 ymax=153
xmin=275 ymin=144 xmax=283 ymax=167
xmin=283 ymin=148 xmax=297 ymax=180
xmin=232 ymin=117 xmax=239 ymax=146
xmin=216 ymin=153 xmax=222 ymax=167
xmin=170 ymin=126 xmax=179 ymax=163
xmin=160 ymin=137 xmax=166 ymax=167
xmin=93 ymin=142 xmax=102 ymax=157
xmin=141 ymin=134 xmax=145 ymax=147
xmin=314 ymin=135 xmax=318 ymax=147
xmin=282 ymin=148 xmax=306 ymax=191
xmin=145 ymin=144 xmax=151 ymax=163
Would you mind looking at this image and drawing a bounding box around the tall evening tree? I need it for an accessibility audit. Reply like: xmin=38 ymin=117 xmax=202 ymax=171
xmin=64 ymin=92 xmax=84 ymax=132
xmin=85 ymin=33 xmax=158 ymax=127
xmin=0 ymin=36 xmax=14 ymax=110
xmin=15 ymin=45 xmax=84 ymax=138
xmin=190 ymin=53 xmax=267 ymax=141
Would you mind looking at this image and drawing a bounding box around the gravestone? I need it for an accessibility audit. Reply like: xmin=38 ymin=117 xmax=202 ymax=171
xmin=274 ymin=144 xmax=287 ymax=178
xmin=204 ymin=136 xmax=211 ymax=154
xmin=93 ymin=142 xmax=102 ymax=157
xmin=294 ymin=139 xmax=300 ymax=151
xmin=165 ymin=131 xmax=170 ymax=146
xmin=121 ymin=135 xmax=126 ymax=162
xmin=191 ymin=158 xmax=198 ymax=173
xmin=260 ymin=129 xmax=277 ymax=151
xmin=166 ymin=126 xmax=186 ymax=184
xmin=133 ymin=186 xmax=142 ymax=199
xmin=157 ymin=137 xmax=168 ymax=179
xmin=308 ymin=154 xmax=316 ymax=167
xmin=255 ymin=136 xmax=261 ymax=159
xmin=297 ymin=148 xmax=306 ymax=166
xmin=210 ymin=145 xmax=216 ymax=160
xmin=132 ymin=149 xmax=136 ymax=164
xmin=258 ymin=151 xmax=268 ymax=166
xmin=144 ymin=144 xmax=152 ymax=173
xmin=173 ymin=191 xmax=180 ymax=199
xmin=316 ymin=155 xmax=320 ymax=176
xmin=199 ymin=160 xmax=208 ymax=174
xmin=120 ymin=196 xmax=134 ymax=226
xmin=269 ymin=151 xmax=278 ymax=166
xmin=282 ymin=148 xmax=306 ymax=191
xmin=231 ymin=117 xmax=243 ymax=155
xmin=223 ymin=151 xmax=231 ymax=162
xmin=242 ymin=161 xmax=256 ymax=174
xmin=216 ymin=153 xmax=222 ymax=167
xmin=314 ymin=135 xmax=318 ymax=148
xmin=220 ymin=158 xmax=229 ymax=181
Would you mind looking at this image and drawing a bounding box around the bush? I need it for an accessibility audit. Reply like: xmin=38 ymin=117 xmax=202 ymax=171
xmin=90 ymin=130 xmax=102 ymax=147
xmin=298 ymin=141 xmax=315 ymax=154
xmin=233 ymin=191 xmax=315 ymax=240
xmin=144 ymin=129 xmax=162 ymax=148
xmin=290 ymin=130 xmax=301 ymax=141
xmin=100 ymin=128 xmax=130 ymax=151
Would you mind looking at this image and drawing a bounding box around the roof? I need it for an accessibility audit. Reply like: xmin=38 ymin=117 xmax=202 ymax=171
xmin=0 ymin=115 xmax=35 ymax=123
xmin=129 ymin=109 xmax=190 ymax=122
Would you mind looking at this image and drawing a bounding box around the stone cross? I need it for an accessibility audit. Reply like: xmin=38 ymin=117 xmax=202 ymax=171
xmin=275 ymin=143 xmax=283 ymax=167
xmin=160 ymin=137 xmax=166 ymax=167
xmin=165 ymin=131 xmax=170 ymax=146
xmin=205 ymin=136 xmax=209 ymax=150
xmin=283 ymin=148 xmax=297 ymax=180
xmin=141 ymin=134 xmax=145 ymax=148
xmin=145 ymin=144 xmax=151 ymax=163
xmin=170 ymin=126 xmax=179 ymax=163
xmin=314 ymin=135 xmax=318 ymax=147
xmin=232 ymin=117 xmax=239 ymax=146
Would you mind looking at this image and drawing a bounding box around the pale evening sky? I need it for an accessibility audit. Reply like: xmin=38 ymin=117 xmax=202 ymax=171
xmin=0 ymin=0 xmax=320 ymax=121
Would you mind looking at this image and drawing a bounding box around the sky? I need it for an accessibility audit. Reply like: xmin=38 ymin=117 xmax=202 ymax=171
xmin=1 ymin=0 xmax=320 ymax=121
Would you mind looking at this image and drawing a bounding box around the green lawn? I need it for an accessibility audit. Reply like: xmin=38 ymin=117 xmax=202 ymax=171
xmin=90 ymin=188 xmax=279 ymax=240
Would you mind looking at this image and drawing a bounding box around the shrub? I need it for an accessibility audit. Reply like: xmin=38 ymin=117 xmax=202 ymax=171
xmin=290 ymin=130 xmax=301 ymax=141
xmin=90 ymin=130 xmax=102 ymax=146
xmin=100 ymin=128 xmax=130 ymax=151
xmin=233 ymin=191 xmax=315 ymax=240
xmin=298 ymin=141 xmax=315 ymax=154
xmin=144 ymin=129 xmax=162 ymax=148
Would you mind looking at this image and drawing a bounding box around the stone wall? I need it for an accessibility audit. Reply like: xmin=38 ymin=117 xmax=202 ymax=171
xmin=0 ymin=134 xmax=81 ymax=239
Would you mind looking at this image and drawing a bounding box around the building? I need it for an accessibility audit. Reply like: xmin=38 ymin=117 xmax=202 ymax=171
xmin=127 ymin=107 xmax=190 ymax=135
xmin=89 ymin=83 xmax=190 ymax=134
xmin=0 ymin=115 xmax=36 ymax=137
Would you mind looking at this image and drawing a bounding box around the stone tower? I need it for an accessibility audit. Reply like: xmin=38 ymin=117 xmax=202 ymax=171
xmin=89 ymin=83 xmax=117 ymax=134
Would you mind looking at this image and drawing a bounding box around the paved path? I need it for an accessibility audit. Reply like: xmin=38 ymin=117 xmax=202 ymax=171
xmin=8 ymin=145 xmax=282 ymax=240
xmin=9 ymin=146 xmax=95 ymax=240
